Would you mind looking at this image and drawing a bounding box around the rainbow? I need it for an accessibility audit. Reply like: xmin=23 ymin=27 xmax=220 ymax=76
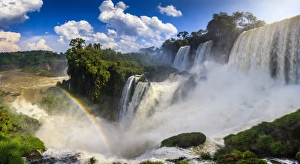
xmin=57 ymin=87 xmax=111 ymax=153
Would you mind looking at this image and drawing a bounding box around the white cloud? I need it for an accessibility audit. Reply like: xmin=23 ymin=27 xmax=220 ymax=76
xmin=54 ymin=20 xmax=94 ymax=42
xmin=107 ymin=29 xmax=117 ymax=38
xmin=58 ymin=36 xmax=65 ymax=44
xmin=54 ymin=20 xmax=114 ymax=43
xmin=158 ymin=4 xmax=182 ymax=17
xmin=98 ymin=0 xmax=177 ymax=38
xmin=97 ymin=0 xmax=178 ymax=52
xmin=27 ymin=39 xmax=53 ymax=51
xmin=93 ymin=32 xmax=114 ymax=43
xmin=19 ymin=35 xmax=68 ymax=53
xmin=0 ymin=0 xmax=43 ymax=28
xmin=0 ymin=31 xmax=21 ymax=52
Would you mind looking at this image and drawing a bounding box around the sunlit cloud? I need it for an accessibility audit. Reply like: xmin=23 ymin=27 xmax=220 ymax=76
xmin=0 ymin=31 xmax=21 ymax=52
xmin=0 ymin=0 xmax=43 ymax=28
xmin=27 ymin=39 xmax=53 ymax=51
xmin=54 ymin=20 xmax=114 ymax=47
xmin=158 ymin=4 xmax=182 ymax=17
xmin=19 ymin=35 xmax=68 ymax=53
xmin=98 ymin=0 xmax=177 ymax=52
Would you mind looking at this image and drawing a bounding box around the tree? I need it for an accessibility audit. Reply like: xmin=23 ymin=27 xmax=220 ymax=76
xmin=69 ymin=38 xmax=86 ymax=51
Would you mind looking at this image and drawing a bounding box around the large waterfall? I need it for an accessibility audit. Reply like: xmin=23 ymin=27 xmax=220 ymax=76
xmin=229 ymin=15 xmax=300 ymax=84
xmin=114 ymin=15 xmax=300 ymax=159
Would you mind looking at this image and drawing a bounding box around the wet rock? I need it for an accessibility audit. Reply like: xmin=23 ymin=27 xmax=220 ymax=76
xmin=24 ymin=149 xmax=42 ymax=162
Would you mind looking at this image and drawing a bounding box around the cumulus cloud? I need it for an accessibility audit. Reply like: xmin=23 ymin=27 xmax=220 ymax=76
xmin=98 ymin=0 xmax=177 ymax=38
xmin=158 ymin=4 xmax=182 ymax=17
xmin=0 ymin=0 xmax=43 ymax=28
xmin=27 ymin=39 xmax=53 ymax=51
xmin=54 ymin=20 xmax=114 ymax=45
xmin=0 ymin=31 xmax=21 ymax=52
xmin=54 ymin=20 xmax=94 ymax=42
xmin=19 ymin=35 xmax=68 ymax=53
xmin=107 ymin=29 xmax=117 ymax=38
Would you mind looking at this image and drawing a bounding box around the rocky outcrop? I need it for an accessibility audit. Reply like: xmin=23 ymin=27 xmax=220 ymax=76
xmin=161 ymin=132 xmax=206 ymax=148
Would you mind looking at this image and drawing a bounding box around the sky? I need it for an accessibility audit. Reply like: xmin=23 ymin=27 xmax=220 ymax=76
xmin=0 ymin=0 xmax=300 ymax=53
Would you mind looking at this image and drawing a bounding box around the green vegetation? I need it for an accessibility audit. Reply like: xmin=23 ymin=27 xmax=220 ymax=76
xmin=0 ymin=50 xmax=67 ymax=76
xmin=218 ymin=109 xmax=300 ymax=160
xmin=216 ymin=150 xmax=266 ymax=164
xmin=200 ymin=152 xmax=212 ymax=160
xmin=0 ymin=104 xmax=45 ymax=163
xmin=139 ymin=161 xmax=164 ymax=164
xmin=39 ymin=87 xmax=71 ymax=115
xmin=175 ymin=160 xmax=188 ymax=164
xmin=0 ymin=89 xmax=10 ymax=97
xmin=161 ymin=132 xmax=206 ymax=148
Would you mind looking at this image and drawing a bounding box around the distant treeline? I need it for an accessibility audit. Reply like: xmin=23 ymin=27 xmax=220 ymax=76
xmin=0 ymin=50 xmax=67 ymax=76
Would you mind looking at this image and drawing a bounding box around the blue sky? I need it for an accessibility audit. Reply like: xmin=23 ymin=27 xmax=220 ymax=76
xmin=0 ymin=0 xmax=300 ymax=53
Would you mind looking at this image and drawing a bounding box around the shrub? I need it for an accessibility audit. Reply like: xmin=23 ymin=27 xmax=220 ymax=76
xmin=139 ymin=161 xmax=164 ymax=164
xmin=200 ymin=152 xmax=212 ymax=160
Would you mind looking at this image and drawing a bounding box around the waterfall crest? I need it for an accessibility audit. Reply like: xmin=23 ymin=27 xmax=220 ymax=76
xmin=172 ymin=46 xmax=191 ymax=71
xmin=193 ymin=40 xmax=213 ymax=67
xmin=229 ymin=15 xmax=300 ymax=84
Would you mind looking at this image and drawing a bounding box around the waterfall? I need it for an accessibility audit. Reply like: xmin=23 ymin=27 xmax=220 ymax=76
xmin=172 ymin=46 xmax=191 ymax=71
xmin=193 ymin=41 xmax=213 ymax=67
xmin=229 ymin=15 xmax=300 ymax=84
xmin=119 ymin=81 xmax=150 ymax=128
xmin=117 ymin=75 xmax=141 ymax=120
xmin=190 ymin=40 xmax=213 ymax=74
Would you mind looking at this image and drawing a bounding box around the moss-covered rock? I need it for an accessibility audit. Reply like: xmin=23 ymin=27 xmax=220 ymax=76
xmin=161 ymin=132 xmax=206 ymax=148
xmin=224 ymin=109 xmax=300 ymax=158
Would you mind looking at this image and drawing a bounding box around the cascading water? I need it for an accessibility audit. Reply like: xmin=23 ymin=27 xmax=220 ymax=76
xmin=119 ymin=81 xmax=150 ymax=128
xmin=192 ymin=41 xmax=213 ymax=69
xmin=172 ymin=46 xmax=191 ymax=71
xmin=117 ymin=75 xmax=141 ymax=121
xmin=229 ymin=15 xmax=300 ymax=84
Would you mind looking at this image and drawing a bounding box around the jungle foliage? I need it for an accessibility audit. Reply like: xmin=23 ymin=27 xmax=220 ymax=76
xmin=215 ymin=109 xmax=300 ymax=161
xmin=59 ymin=38 xmax=146 ymax=117
xmin=0 ymin=104 xmax=45 ymax=163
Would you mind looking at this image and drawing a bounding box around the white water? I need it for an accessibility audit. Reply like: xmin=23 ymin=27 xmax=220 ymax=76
xmin=117 ymin=75 xmax=141 ymax=121
xmin=191 ymin=40 xmax=213 ymax=72
xmin=229 ymin=15 xmax=300 ymax=84
xmin=173 ymin=46 xmax=191 ymax=71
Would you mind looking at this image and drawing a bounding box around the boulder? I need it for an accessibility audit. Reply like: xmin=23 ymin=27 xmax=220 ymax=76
xmin=161 ymin=132 xmax=206 ymax=148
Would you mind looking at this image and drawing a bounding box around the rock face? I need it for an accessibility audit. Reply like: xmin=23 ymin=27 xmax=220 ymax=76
xmin=161 ymin=132 xmax=206 ymax=148
xmin=24 ymin=149 xmax=42 ymax=162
